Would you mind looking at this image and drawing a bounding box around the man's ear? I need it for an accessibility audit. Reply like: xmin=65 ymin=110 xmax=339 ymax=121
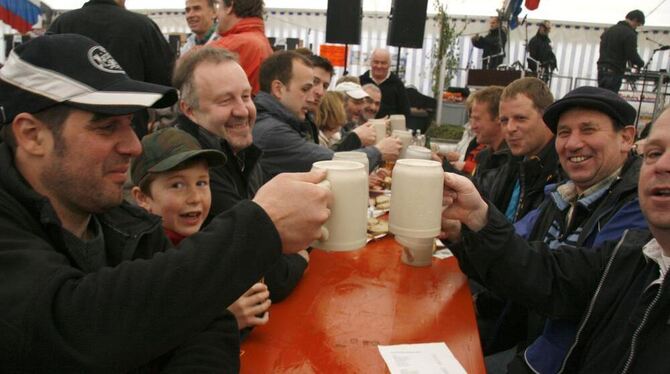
xmin=131 ymin=186 xmax=154 ymax=213
xmin=180 ymin=100 xmax=199 ymax=125
xmin=270 ymin=79 xmax=284 ymax=100
xmin=11 ymin=113 xmax=53 ymax=156
xmin=620 ymin=125 xmax=637 ymax=153
xmin=221 ymin=0 xmax=234 ymax=15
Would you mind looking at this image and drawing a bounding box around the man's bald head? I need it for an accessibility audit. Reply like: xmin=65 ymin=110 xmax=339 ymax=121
xmin=370 ymin=48 xmax=391 ymax=81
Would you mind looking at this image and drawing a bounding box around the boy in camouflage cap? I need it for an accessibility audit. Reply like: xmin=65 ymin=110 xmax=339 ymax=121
xmin=131 ymin=127 xmax=225 ymax=242
xmin=130 ymin=127 xmax=272 ymax=329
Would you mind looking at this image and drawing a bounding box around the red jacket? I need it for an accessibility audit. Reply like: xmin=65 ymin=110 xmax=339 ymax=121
xmin=211 ymin=17 xmax=272 ymax=94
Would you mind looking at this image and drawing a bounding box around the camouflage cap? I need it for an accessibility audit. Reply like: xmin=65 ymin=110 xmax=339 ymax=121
xmin=131 ymin=127 xmax=226 ymax=185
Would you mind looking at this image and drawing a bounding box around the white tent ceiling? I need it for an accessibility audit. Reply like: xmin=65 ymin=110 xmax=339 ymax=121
xmin=42 ymin=0 xmax=670 ymax=28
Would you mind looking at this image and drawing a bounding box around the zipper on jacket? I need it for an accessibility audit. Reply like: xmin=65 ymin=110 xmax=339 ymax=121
xmin=555 ymin=231 xmax=628 ymax=373
xmin=620 ymin=274 xmax=665 ymax=374
xmin=514 ymin=168 xmax=527 ymax=222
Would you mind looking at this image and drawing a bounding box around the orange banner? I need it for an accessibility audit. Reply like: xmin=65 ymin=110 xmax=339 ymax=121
xmin=319 ymin=44 xmax=347 ymax=67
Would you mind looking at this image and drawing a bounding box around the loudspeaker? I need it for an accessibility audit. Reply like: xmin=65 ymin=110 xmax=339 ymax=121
xmin=286 ymin=38 xmax=300 ymax=50
xmin=325 ymin=0 xmax=362 ymax=45
xmin=387 ymin=0 xmax=429 ymax=48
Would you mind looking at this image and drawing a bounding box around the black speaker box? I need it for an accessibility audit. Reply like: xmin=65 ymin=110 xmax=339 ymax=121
xmin=387 ymin=0 xmax=429 ymax=48
xmin=325 ymin=0 xmax=362 ymax=45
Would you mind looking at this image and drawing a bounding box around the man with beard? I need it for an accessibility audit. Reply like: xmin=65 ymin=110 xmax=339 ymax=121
xmin=0 ymin=34 xmax=330 ymax=372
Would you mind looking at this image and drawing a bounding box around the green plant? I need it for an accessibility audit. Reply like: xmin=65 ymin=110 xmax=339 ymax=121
xmin=431 ymin=1 xmax=464 ymax=99
xmin=426 ymin=124 xmax=464 ymax=140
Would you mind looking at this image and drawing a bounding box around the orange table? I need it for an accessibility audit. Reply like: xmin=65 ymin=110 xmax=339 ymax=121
xmin=240 ymin=236 xmax=485 ymax=373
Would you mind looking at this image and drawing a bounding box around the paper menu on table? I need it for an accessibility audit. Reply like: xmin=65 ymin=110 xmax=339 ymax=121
xmin=378 ymin=342 xmax=467 ymax=374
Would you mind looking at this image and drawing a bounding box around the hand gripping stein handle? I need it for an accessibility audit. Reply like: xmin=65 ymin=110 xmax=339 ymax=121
xmin=315 ymin=180 xmax=331 ymax=241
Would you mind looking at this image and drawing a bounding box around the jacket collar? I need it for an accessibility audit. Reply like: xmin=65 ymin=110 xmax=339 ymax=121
xmin=0 ymin=143 xmax=161 ymax=244
xmin=221 ymin=17 xmax=265 ymax=37
xmin=177 ymin=114 xmax=261 ymax=171
xmin=177 ymin=114 xmax=224 ymax=152
xmin=84 ymin=0 xmax=119 ymax=7
xmin=254 ymin=91 xmax=304 ymax=132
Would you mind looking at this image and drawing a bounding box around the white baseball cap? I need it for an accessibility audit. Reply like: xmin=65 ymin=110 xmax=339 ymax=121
xmin=333 ymin=81 xmax=369 ymax=100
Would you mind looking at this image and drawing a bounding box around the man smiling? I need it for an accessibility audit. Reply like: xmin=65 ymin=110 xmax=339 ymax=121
xmin=0 ymin=34 xmax=331 ymax=371
xmin=174 ymin=47 xmax=310 ymax=309
xmin=180 ymin=0 xmax=219 ymax=55
xmin=498 ymin=86 xmax=648 ymax=373
xmin=440 ymin=103 xmax=670 ymax=373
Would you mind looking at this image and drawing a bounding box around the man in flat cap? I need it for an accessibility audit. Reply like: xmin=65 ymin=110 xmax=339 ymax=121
xmin=0 ymin=34 xmax=330 ymax=371
xmin=443 ymin=86 xmax=653 ymax=373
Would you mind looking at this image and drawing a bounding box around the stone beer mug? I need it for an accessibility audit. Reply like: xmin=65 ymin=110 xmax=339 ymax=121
xmin=311 ymin=160 xmax=369 ymax=251
xmin=404 ymin=145 xmax=432 ymax=160
xmin=333 ymin=151 xmax=370 ymax=173
xmin=389 ymin=159 xmax=444 ymax=238
xmin=392 ymin=129 xmax=413 ymax=159
xmin=389 ymin=114 xmax=406 ymax=132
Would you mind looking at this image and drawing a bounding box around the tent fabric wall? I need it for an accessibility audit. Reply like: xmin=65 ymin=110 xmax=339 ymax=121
xmin=139 ymin=9 xmax=669 ymax=99
xmin=7 ymin=8 xmax=670 ymax=101
xmin=267 ymin=11 xmax=669 ymax=99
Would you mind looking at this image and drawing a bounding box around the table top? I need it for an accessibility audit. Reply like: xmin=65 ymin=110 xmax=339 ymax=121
xmin=240 ymin=236 xmax=485 ymax=374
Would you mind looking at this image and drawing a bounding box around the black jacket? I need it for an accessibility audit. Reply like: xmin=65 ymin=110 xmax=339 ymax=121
xmin=359 ymin=71 xmax=411 ymax=119
xmin=525 ymin=155 xmax=642 ymax=248
xmin=597 ymin=21 xmax=645 ymax=74
xmin=472 ymin=27 xmax=507 ymax=69
xmin=454 ymin=206 xmax=669 ymax=373
xmin=499 ymin=156 xmax=647 ymax=372
xmin=472 ymin=142 xmax=521 ymax=214
xmin=500 ymin=139 xmax=561 ymax=222
xmin=48 ymin=0 xmax=174 ymax=86
xmin=177 ymin=115 xmax=308 ymax=303
xmin=528 ymin=32 xmax=557 ymax=72
xmin=0 ymin=143 xmax=282 ymax=372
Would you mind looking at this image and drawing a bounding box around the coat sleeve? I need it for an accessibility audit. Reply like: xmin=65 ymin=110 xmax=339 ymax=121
xmin=0 ymin=200 xmax=281 ymax=371
xmin=159 ymin=311 xmax=241 ymax=373
xmin=456 ymin=205 xmax=610 ymax=320
xmin=624 ymin=31 xmax=645 ymax=68
xmin=330 ymin=131 xmax=363 ymax=152
xmin=397 ymin=83 xmax=412 ymax=118
xmin=263 ymin=253 xmax=309 ymax=302
xmin=255 ymin=119 xmax=334 ymax=177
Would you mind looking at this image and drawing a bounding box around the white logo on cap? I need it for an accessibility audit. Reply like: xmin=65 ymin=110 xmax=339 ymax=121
xmin=87 ymin=46 xmax=125 ymax=74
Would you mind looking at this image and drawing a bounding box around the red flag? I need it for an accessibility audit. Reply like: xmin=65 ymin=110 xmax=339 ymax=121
xmin=525 ymin=0 xmax=540 ymax=10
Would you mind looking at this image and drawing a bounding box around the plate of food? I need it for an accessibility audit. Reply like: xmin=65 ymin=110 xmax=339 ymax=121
xmin=369 ymin=169 xmax=392 ymax=193
xmin=369 ymin=188 xmax=391 ymax=196
xmin=368 ymin=195 xmax=390 ymax=217
xmin=366 ymin=216 xmax=389 ymax=242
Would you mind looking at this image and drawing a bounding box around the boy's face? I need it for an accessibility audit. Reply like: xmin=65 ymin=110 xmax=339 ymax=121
xmin=136 ymin=160 xmax=212 ymax=237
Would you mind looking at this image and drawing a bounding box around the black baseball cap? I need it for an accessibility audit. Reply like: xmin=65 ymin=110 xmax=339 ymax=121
xmin=542 ymin=86 xmax=637 ymax=133
xmin=0 ymin=33 xmax=178 ymax=124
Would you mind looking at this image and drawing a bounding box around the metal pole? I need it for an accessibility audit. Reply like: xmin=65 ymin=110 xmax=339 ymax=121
xmin=435 ymin=50 xmax=449 ymax=126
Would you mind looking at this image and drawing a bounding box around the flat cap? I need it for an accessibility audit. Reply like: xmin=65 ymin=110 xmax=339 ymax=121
xmin=543 ymin=86 xmax=636 ymax=133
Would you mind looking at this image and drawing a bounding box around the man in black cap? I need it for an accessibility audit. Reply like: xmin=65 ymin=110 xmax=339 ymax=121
xmin=0 ymin=34 xmax=331 ymax=371
xmin=597 ymin=9 xmax=646 ymax=93
xmin=439 ymin=88 xmax=670 ymax=373
xmin=480 ymin=86 xmax=648 ymax=372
